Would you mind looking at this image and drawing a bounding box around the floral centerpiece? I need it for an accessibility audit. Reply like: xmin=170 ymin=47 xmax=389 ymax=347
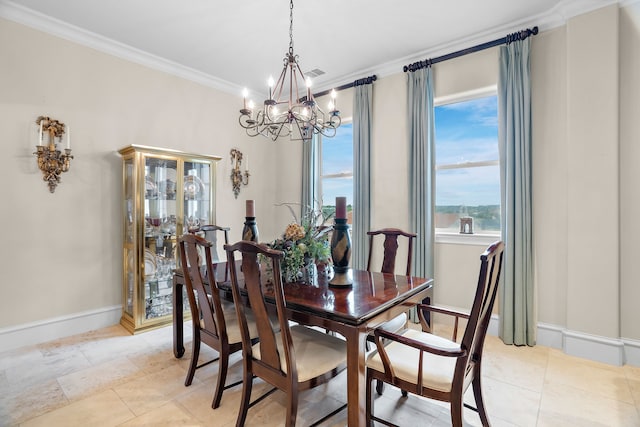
xmin=266 ymin=203 xmax=333 ymax=283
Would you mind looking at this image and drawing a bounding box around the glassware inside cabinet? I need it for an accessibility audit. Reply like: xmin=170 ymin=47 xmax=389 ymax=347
xmin=184 ymin=161 xmax=212 ymax=232
xmin=144 ymin=157 xmax=178 ymax=320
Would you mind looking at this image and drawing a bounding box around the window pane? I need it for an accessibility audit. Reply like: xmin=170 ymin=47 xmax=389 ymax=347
xmin=435 ymin=165 xmax=500 ymax=232
xmin=435 ymin=95 xmax=500 ymax=233
xmin=320 ymin=122 xmax=353 ymax=223
xmin=322 ymin=123 xmax=353 ymax=176
xmin=435 ymin=96 xmax=498 ymax=164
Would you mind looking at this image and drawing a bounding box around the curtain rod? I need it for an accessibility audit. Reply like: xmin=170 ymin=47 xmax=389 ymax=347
xmin=403 ymin=26 xmax=538 ymax=73
xmin=311 ymin=75 xmax=377 ymax=99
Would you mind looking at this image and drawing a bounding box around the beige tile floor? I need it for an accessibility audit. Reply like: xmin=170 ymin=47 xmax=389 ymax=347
xmin=1 ymin=322 xmax=639 ymax=427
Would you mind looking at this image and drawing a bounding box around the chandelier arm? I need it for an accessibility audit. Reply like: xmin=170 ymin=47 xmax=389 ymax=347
xmin=294 ymin=60 xmax=310 ymax=103
xmin=273 ymin=62 xmax=288 ymax=104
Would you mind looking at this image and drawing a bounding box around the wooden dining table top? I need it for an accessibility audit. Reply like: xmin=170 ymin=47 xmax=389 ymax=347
xmin=178 ymin=261 xmax=432 ymax=327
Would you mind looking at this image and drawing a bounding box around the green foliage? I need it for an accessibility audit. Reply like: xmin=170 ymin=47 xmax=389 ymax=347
xmin=267 ymin=203 xmax=334 ymax=282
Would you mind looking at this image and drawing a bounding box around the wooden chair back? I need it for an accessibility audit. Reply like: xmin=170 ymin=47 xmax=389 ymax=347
xmin=192 ymin=224 xmax=230 ymax=262
xmin=178 ymin=234 xmax=228 ymax=347
xmin=366 ymin=228 xmax=417 ymax=276
xmin=225 ymin=241 xmax=295 ymax=383
xmin=458 ymin=240 xmax=504 ymax=379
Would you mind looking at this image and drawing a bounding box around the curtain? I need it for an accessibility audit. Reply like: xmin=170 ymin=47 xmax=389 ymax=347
xmin=352 ymin=83 xmax=373 ymax=269
xmin=301 ymin=134 xmax=319 ymax=212
xmin=408 ymin=67 xmax=435 ymax=321
xmin=498 ymin=38 xmax=535 ymax=346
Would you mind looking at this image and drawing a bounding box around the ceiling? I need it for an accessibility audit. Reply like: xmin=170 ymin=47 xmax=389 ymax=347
xmin=0 ymin=0 xmax=613 ymax=98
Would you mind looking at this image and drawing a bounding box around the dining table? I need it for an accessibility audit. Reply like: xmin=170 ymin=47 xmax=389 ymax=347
xmin=172 ymin=262 xmax=433 ymax=426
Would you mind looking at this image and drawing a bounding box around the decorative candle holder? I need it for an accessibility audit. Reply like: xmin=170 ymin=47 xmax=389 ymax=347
xmin=33 ymin=116 xmax=73 ymax=193
xmin=242 ymin=216 xmax=259 ymax=242
xmin=242 ymin=200 xmax=259 ymax=242
xmin=329 ymin=217 xmax=352 ymax=287
xmin=230 ymin=148 xmax=249 ymax=198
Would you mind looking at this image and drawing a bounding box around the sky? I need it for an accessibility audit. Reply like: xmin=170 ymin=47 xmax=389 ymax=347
xmin=321 ymin=122 xmax=353 ymax=207
xmin=435 ymin=95 xmax=500 ymax=206
xmin=320 ymin=94 xmax=500 ymax=208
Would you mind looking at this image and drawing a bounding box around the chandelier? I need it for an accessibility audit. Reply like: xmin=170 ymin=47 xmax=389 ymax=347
xmin=238 ymin=0 xmax=340 ymax=142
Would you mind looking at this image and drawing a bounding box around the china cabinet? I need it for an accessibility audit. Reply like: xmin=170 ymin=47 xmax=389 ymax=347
xmin=119 ymin=145 xmax=221 ymax=333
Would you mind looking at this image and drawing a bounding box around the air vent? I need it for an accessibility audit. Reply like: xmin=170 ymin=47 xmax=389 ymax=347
xmin=305 ymin=68 xmax=326 ymax=78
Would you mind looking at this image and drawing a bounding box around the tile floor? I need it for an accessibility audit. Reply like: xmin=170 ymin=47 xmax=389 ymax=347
xmin=1 ymin=322 xmax=639 ymax=427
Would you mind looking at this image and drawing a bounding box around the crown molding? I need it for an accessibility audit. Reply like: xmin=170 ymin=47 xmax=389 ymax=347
xmin=0 ymin=0 xmax=242 ymax=96
xmin=0 ymin=0 xmax=630 ymax=96
xmin=317 ymin=0 xmax=624 ymax=93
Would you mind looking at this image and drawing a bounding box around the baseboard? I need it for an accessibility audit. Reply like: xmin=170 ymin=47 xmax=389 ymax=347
xmin=0 ymin=305 xmax=121 ymax=353
xmin=622 ymin=337 xmax=640 ymax=366
xmin=488 ymin=317 xmax=636 ymax=367
xmin=537 ymin=322 xmax=565 ymax=349
xmin=563 ymin=330 xmax=625 ymax=366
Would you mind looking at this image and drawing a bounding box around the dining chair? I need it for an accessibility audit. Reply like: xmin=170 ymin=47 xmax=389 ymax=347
xmin=178 ymin=234 xmax=259 ymax=409
xmin=366 ymin=241 xmax=505 ymax=427
xmin=225 ymin=240 xmax=347 ymax=427
xmin=366 ymin=228 xmax=417 ymax=394
xmin=191 ymin=224 xmax=230 ymax=263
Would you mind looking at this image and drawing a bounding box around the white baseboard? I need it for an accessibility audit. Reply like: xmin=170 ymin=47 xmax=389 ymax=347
xmin=563 ymin=330 xmax=625 ymax=366
xmin=622 ymin=337 xmax=640 ymax=366
xmin=0 ymin=305 xmax=121 ymax=353
xmin=2 ymin=306 xmax=639 ymax=368
xmin=488 ymin=316 xmax=636 ymax=367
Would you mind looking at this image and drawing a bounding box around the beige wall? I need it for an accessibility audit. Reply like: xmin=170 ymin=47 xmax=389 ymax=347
xmin=0 ymin=17 xmax=279 ymax=327
xmin=620 ymin=2 xmax=640 ymax=340
xmin=566 ymin=5 xmax=619 ymax=338
xmin=2 ymin=3 xmax=640 ymax=351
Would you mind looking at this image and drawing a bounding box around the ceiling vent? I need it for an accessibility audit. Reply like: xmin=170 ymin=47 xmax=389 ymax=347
xmin=305 ymin=68 xmax=326 ymax=78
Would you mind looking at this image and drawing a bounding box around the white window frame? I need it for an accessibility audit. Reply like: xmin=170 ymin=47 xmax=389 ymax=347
xmin=434 ymin=86 xmax=501 ymax=245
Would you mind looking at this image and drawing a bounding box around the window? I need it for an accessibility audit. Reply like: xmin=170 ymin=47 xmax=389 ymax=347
xmin=320 ymin=121 xmax=353 ymax=223
xmin=435 ymin=93 xmax=500 ymax=234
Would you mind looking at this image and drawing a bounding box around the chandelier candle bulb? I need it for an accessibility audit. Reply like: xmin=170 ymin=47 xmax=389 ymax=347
xmin=38 ymin=120 xmax=43 ymax=146
xmin=336 ymin=196 xmax=346 ymax=219
xmin=242 ymin=88 xmax=248 ymax=109
xmin=268 ymin=76 xmax=274 ymax=100
xmin=66 ymin=126 xmax=70 ymax=150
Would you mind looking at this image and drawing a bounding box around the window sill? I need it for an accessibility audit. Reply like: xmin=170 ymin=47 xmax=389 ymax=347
xmin=435 ymin=232 xmax=500 ymax=246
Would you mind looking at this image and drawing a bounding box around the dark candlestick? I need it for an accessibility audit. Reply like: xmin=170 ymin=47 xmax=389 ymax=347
xmin=329 ymin=217 xmax=352 ymax=287
xmin=242 ymin=217 xmax=259 ymax=242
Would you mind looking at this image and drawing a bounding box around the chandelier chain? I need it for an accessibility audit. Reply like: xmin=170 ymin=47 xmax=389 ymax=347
xmin=288 ymin=0 xmax=294 ymax=55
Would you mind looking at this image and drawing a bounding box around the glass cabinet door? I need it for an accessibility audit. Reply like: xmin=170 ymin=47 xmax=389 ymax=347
xmin=183 ymin=160 xmax=212 ymax=231
xmin=123 ymin=158 xmax=135 ymax=317
xmin=143 ymin=157 xmax=178 ymax=319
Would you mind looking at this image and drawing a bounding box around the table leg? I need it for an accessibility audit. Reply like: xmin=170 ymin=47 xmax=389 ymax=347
xmin=173 ymin=274 xmax=185 ymax=358
xmin=344 ymin=326 xmax=368 ymax=426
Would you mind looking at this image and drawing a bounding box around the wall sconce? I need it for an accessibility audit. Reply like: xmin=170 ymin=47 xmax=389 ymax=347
xmin=34 ymin=116 xmax=73 ymax=193
xmin=230 ymin=148 xmax=249 ymax=198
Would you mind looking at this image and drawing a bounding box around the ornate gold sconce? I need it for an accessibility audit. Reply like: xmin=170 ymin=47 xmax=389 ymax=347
xmin=230 ymin=148 xmax=249 ymax=198
xmin=34 ymin=116 xmax=73 ymax=193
